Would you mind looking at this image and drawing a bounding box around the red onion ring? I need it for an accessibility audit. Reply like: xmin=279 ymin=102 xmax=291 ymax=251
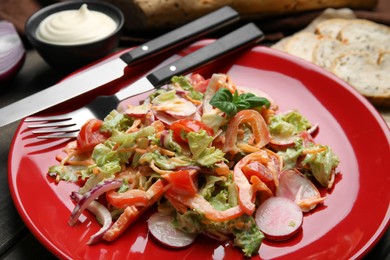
xmin=68 ymin=179 xmax=122 ymax=226
xmin=0 ymin=21 xmax=25 ymax=81
xmin=71 ymin=191 xmax=113 ymax=244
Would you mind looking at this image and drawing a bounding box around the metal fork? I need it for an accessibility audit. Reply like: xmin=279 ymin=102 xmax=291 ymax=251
xmin=25 ymin=23 xmax=264 ymax=139
xmin=25 ymin=54 xmax=182 ymax=139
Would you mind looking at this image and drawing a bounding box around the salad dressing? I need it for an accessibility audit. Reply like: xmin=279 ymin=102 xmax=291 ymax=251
xmin=36 ymin=4 xmax=117 ymax=45
xmin=48 ymin=73 xmax=340 ymax=257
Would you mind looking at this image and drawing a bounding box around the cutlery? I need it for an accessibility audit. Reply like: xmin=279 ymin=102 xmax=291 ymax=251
xmin=26 ymin=23 xmax=264 ymax=138
xmin=0 ymin=6 xmax=239 ymax=127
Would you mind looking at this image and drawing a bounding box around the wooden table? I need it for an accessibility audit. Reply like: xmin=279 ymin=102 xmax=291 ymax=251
xmin=0 ymin=49 xmax=388 ymax=259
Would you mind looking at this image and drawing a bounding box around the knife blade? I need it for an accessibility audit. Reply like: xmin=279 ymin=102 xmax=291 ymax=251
xmin=0 ymin=6 xmax=239 ymax=127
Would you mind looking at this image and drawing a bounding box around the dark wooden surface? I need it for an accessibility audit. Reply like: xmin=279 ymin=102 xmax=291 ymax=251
xmin=0 ymin=49 xmax=389 ymax=260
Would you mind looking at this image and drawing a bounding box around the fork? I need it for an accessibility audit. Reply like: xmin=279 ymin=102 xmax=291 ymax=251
xmin=26 ymin=23 xmax=264 ymax=139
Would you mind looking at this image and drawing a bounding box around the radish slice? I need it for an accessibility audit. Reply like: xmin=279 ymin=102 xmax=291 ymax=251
xmin=152 ymin=94 xmax=197 ymax=118
xmin=125 ymin=104 xmax=151 ymax=117
xmin=269 ymin=135 xmax=298 ymax=150
xmin=255 ymin=197 xmax=303 ymax=241
xmin=154 ymin=110 xmax=201 ymax=126
xmin=276 ymin=169 xmax=325 ymax=212
xmin=148 ymin=212 xmax=197 ymax=248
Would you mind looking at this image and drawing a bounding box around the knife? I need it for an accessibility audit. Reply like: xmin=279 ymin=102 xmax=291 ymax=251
xmin=0 ymin=6 xmax=239 ymax=127
xmin=89 ymin=23 xmax=264 ymax=120
xmin=30 ymin=23 xmax=264 ymax=134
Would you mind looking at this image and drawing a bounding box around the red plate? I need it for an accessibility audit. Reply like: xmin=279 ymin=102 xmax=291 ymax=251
xmin=8 ymin=40 xmax=390 ymax=260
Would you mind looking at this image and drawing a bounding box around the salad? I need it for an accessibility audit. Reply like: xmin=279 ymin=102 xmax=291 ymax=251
xmin=48 ymin=73 xmax=340 ymax=257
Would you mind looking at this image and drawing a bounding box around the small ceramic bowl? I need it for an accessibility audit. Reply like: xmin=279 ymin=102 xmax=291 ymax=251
xmin=25 ymin=0 xmax=124 ymax=71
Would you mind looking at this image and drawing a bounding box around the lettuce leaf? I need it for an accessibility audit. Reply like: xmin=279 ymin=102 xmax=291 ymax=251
xmin=171 ymin=75 xmax=204 ymax=100
xmin=187 ymin=130 xmax=213 ymax=159
xmin=302 ymin=145 xmax=339 ymax=187
xmin=48 ymin=165 xmax=88 ymax=182
xmin=101 ymin=110 xmax=133 ymax=133
xmin=269 ymin=110 xmax=311 ymax=136
xmin=196 ymin=147 xmax=226 ymax=167
xmin=232 ymin=215 xmax=264 ymax=257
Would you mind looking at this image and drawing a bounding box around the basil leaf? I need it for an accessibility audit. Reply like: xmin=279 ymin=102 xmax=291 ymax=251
xmin=235 ymin=100 xmax=250 ymax=110
xmin=245 ymin=96 xmax=270 ymax=109
xmin=212 ymin=88 xmax=233 ymax=102
xmin=209 ymin=88 xmax=270 ymax=117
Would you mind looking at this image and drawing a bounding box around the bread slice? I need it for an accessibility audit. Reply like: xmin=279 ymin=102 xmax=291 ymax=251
xmin=271 ymin=36 xmax=291 ymax=51
xmin=338 ymin=19 xmax=390 ymax=52
xmin=315 ymin=18 xmax=351 ymax=38
xmin=284 ymin=32 xmax=323 ymax=62
xmin=312 ymin=37 xmax=382 ymax=71
xmin=312 ymin=38 xmax=343 ymax=70
xmin=331 ymin=51 xmax=390 ymax=106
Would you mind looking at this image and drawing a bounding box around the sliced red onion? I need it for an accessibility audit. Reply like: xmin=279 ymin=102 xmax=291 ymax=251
xmin=307 ymin=123 xmax=319 ymax=137
xmin=160 ymin=130 xmax=169 ymax=147
xmin=0 ymin=21 xmax=25 ymax=81
xmin=71 ymin=191 xmax=113 ymax=244
xmin=173 ymin=88 xmax=188 ymax=96
xmin=69 ymin=179 xmax=122 ymax=226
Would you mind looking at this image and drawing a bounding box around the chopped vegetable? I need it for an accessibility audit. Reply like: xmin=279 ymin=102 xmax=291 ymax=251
xmin=48 ymin=73 xmax=340 ymax=257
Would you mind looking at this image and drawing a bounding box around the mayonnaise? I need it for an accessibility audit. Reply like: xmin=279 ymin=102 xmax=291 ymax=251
xmin=36 ymin=4 xmax=117 ymax=45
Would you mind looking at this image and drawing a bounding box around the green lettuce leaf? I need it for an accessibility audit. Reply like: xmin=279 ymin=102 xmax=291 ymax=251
xmin=101 ymin=110 xmax=133 ymax=133
xmin=302 ymin=145 xmax=339 ymax=187
xmin=48 ymin=165 xmax=88 ymax=182
xmin=232 ymin=215 xmax=264 ymax=257
xmin=269 ymin=110 xmax=311 ymax=137
xmin=171 ymin=75 xmax=204 ymax=100
xmin=196 ymin=147 xmax=226 ymax=167
xmin=187 ymin=130 xmax=213 ymax=159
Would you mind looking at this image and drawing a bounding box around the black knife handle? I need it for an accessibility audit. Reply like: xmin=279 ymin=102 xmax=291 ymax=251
xmin=146 ymin=23 xmax=264 ymax=87
xmin=119 ymin=6 xmax=239 ymax=65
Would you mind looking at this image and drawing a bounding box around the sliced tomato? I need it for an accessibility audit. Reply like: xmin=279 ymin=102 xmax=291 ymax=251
xmin=106 ymin=189 xmax=149 ymax=208
xmin=236 ymin=150 xmax=281 ymax=209
xmin=189 ymin=73 xmax=209 ymax=93
xmin=242 ymin=161 xmax=276 ymax=193
xmin=77 ymin=119 xmax=109 ymax=153
xmin=170 ymin=119 xmax=214 ymax=143
xmin=162 ymin=170 xmax=197 ymax=196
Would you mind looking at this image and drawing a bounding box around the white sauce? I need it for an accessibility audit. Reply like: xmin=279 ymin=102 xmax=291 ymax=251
xmin=36 ymin=4 xmax=117 ymax=45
